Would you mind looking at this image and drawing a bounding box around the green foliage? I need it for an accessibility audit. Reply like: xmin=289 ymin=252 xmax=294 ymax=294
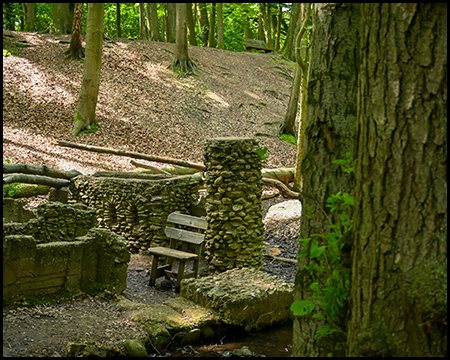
xmin=78 ymin=120 xmax=100 ymax=135
xmin=256 ymin=146 xmax=268 ymax=164
xmin=290 ymin=154 xmax=354 ymax=339
xmin=3 ymin=159 xmax=24 ymax=198
xmin=279 ymin=133 xmax=297 ymax=146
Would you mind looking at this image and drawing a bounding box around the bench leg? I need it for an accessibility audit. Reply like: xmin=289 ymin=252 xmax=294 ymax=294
xmin=175 ymin=260 xmax=186 ymax=293
xmin=149 ymin=255 xmax=160 ymax=287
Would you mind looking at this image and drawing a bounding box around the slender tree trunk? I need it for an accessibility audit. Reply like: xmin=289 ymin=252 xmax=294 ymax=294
xmin=197 ymin=3 xmax=209 ymax=47
xmin=166 ymin=3 xmax=176 ymax=43
xmin=264 ymin=3 xmax=273 ymax=49
xmin=208 ymin=3 xmax=216 ymax=48
xmin=275 ymin=6 xmax=282 ymax=52
xmin=186 ymin=3 xmax=198 ymax=46
xmin=168 ymin=3 xmax=196 ymax=76
xmin=242 ymin=7 xmax=253 ymax=39
xmin=347 ymin=4 xmax=447 ymax=357
xmin=257 ymin=3 xmax=265 ymax=42
xmin=139 ymin=3 xmax=146 ymax=39
xmin=292 ymin=3 xmax=360 ymax=357
xmin=148 ymin=3 xmax=161 ymax=41
xmin=66 ymin=3 xmax=84 ymax=60
xmin=116 ymin=3 xmax=121 ymax=38
xmin=72 ymin=3 xmax=105 ymax=136
xmin=280 ymin=3 xmax=301 ymax=60
xmin=216 ymin=3 xmax=224 ymax=49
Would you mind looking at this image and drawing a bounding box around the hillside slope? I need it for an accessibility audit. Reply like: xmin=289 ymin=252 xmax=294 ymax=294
xmin=3 ymin=31 xmax=297 ymax=174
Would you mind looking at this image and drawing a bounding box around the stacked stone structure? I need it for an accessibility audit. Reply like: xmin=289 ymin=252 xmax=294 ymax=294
xmin=204 ymin=137 xmax=264 ymax=273
xmin=70 ymin=173 xmax=202 ymax=253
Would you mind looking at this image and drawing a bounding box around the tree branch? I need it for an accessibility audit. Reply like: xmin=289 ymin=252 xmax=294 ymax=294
xmin=3 ymin=164 xmax=82 ymax=179
xmin=262 ymin=177 xmax=303 ymax=201
xmin=56 ymin=140 xmax=207 ymax=171
xmin=3 ymin=174 xmax=70 ymax=188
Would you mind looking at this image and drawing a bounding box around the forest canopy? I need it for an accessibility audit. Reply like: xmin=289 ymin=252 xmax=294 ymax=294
xmin=3 ymin=3 xmax=296 ymax=53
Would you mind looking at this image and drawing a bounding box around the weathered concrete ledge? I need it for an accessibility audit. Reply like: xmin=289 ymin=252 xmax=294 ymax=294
xmin=118 ymin=297 xmax=223 ymax=351
xmin=121 ymin=268 xmax=294 ymax=351
xmin=181 ymin=267 xmax=294 ymax=331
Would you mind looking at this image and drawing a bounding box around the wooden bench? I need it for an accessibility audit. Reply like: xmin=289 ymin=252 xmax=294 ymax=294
xmin=242 ymin=38 xmax=273 ymax=53
xmin=148 ymin=212 xmax=208 ymax=292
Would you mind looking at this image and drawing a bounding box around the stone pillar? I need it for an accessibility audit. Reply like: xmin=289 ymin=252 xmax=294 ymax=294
xmin=204 ymin=137 xmax=264 ymax=274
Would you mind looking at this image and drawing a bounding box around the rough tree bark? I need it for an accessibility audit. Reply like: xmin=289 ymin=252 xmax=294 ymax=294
xmin=72 ymin=3 xmax=104 ymax=136
xmin=347 ymin=4 xmax=447 ymax=356
xmin=292 ymin=3 xmax=359 ymax=357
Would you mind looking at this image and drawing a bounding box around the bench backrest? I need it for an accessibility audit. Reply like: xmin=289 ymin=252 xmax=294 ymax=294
xmin=164 ymin=212 xmax=207 ymax=253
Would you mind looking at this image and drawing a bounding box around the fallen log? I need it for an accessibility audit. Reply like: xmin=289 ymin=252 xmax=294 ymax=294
xmin=130 ymin=160 xmax=199 ymax=175
xmin=56 ymin=140 xmax=206 ymax=171
xmin=130 ymin=160 xmax=172 ymax=175
xmin=264 ymin=254 xmax=298 ymax=264
xmin=3 ymin=164 xmax=82 ymax=179
xmin=3 ymin=174 xmax=70 ymax=189
xmin=262 ymin=177 xmax=302 ymax=201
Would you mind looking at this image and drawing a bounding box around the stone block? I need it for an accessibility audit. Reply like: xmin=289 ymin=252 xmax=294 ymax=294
xmin=181 ymin=267 xmax=294 ymax=331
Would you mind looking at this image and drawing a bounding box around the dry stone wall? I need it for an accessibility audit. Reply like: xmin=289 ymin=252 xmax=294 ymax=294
xmin=3 ymin=200 xmax=129 ymax=300
xmin=204 ymin=137 xmax=265 ymax=273
xmin=69 ymin=173 xmax=202 ymax=253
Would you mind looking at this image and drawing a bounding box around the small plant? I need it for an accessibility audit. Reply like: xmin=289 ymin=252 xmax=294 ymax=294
xmin=3 ymin=159 xmax=25 ymax=198
xmin=256 ymin=146 xmax=268 ymax=165
xmin=279 ymin=133 xmax=297 ymax=146
xmin=78 ymin=120 xmax=100 ymax=135
xmin=290 ymin=153 xmax=354 ymax=339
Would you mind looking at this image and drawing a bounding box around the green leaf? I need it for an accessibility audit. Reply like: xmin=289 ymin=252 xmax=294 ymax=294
xmin=310 ymin=239 xmax=326 ymax=259
xmin=331 ymin=159 xmax=347 ymax=166
xmin=290 ymin=300 xmax=315 ymax=316
xmin=314 ymin=323 xmax=332 ymax=339
xmin=343 ymin=194 xmax=354 ymax=206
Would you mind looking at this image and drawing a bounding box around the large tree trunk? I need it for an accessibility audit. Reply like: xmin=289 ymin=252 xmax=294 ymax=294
xmin=347 ymin=4 xmax=447 ymax=357
xmin=72 ymin=3 xmax=104 ymax=136
xmin=292 ymin=3 xmax=359 ymax=357
xmin=22 ymin=3 xmax=35 ymax=32
xmin=51 ymin=3 xmax=73 ymax=34
xmin=186 ymin=3 xmax=198 ymax=46
xmin=168 ymin=3 xmax=196 ymax=76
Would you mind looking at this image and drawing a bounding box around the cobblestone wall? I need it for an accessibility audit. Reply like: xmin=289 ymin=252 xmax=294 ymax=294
xmin=69 ymin=173 xmax=202 ymax=253
xmin=204 ymin=137 xmax=264 ymax=273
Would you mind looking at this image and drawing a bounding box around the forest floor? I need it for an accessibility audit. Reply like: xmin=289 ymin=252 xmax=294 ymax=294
xmin=3 ymin=31 xmax=300 ymax=357
xmin=3 ymin=30 xmax=297 ymax=173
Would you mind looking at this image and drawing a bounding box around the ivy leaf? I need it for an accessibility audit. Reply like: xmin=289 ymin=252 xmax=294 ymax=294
xmin=290 ymin=300 xmax=315 ymax=316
